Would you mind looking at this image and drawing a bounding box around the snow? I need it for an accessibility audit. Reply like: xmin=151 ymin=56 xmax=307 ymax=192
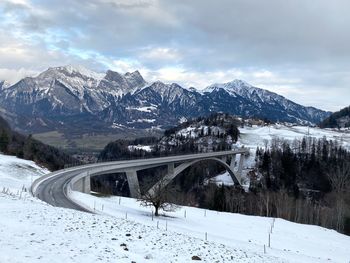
xmin=0 ymin=153 xmax=49 ymax=192
xmin=175 ymin=125 xmax=225 ymax=139
xmin=137 ymin=119 xmax=156 ymax=123
xmin=206 ymin=171 xmax=235 ymax=186
xmin=71 ymin=192 xmax=350 ymax=263
xmin=179 ymin=116 xmax=188 ymax=123
xmin=1 ymin=151 xmax=350 ymax=262
xmin=126 ymin=106 xmax=157 ymax=112
xmin=238 ymin=124 xmax=350 ymax=152
xmin=128 ymin=145 xmax=153 ymax=152
xmin=58 ymin=64 xmax=105 ymax=81
xmin=111 ymin=122 xmax=127 ymax=129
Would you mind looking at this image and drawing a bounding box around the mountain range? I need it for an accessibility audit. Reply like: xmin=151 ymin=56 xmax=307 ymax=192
xmin=0 ymin=65 xmax=331 ymax=136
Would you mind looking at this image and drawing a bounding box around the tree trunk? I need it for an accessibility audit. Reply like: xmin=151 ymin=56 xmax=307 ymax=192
xmin=155 ymin=206 xmax=159 ymax=216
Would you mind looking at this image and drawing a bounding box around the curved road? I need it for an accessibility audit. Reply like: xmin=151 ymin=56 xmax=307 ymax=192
xmin=34 ymin=169 xmax=91 ymax=212
xmin=32 ymin=150 xmax=248 ymax=212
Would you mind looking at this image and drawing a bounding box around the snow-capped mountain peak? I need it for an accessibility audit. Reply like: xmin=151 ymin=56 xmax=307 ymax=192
xmin=224 ymin=79 xmax=253 ymax=89
xmin=204 ymin=79 xmax=254 ymax=93
xmin=0 ymin=80 xmax=11 ymax=90
xmin=40 ymin=65 xmax=105 ymax=81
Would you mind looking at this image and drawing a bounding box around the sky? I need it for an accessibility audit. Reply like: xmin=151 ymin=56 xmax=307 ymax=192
xmin=0 ymin=0 xmax=349 ymax=111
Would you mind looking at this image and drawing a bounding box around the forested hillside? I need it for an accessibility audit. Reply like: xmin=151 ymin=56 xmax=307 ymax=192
xmin=252 ymin=137 xmax=350 ymax=233
xmin=320 ymin=105 xmax=350 ymax=128
xmin=0 ymin=116 xmax=77 ymax=171
xmin=99 ymin=113 xmax=240 ymax=161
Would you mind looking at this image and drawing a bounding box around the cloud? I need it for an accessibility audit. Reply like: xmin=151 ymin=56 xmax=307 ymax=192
xmin=0 ymin=0 xmax=349 ymax=111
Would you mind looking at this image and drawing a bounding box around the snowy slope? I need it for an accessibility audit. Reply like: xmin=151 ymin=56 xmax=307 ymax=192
xmin=72 ymin=192 xmax=350 ymax=263
xmin=1 ymin=191 xmax=287 ymax=263
xmin=0 ymin=153 xmax=49 ymax=192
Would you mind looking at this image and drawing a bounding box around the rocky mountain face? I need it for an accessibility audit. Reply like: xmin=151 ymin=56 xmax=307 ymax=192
xmin=0 ymin=65 xmax=331 ymax=135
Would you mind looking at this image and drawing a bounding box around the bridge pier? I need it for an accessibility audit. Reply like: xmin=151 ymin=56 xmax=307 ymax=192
xmin=73 ymin=175 xmax=91 ymax=194
xmin=126 ymin=170 xmax=141 ymax=198
xmin=221 ymin=156 xmax=227 ymax=163
xmin=167 ymin=163 xmax=175 ymax=182
xmin=147 ymin=162 xmax=175 ymax=196
xmin=230 ymin=154 xmax=236 ymax=170
xmin=236 ymin=154 xmax=245 ymax=184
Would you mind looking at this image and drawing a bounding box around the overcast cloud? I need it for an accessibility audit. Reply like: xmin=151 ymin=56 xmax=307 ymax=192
xmin=0 ymin=0 xmax=349 ymax=111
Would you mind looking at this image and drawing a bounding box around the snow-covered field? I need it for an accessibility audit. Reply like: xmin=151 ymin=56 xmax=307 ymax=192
xmin=238 ymin=124 xmax=350 ymax=152
xmin=3 ymin=192 xmax=282 ymax=263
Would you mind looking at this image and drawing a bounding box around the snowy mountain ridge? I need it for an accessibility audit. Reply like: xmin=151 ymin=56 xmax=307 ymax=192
xmin=0 ymin=65 xmax=331 ymax=135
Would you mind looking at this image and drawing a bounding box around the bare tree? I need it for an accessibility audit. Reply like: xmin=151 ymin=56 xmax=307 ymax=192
xmin=327 ymin=163 xmax=350 ymax=232
xmin=328 ymin=163 xmax=350 ymax=193
xmin=138 ymin=176 xmax=178 ymax=216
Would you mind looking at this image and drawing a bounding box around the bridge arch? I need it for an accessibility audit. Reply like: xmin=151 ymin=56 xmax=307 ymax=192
xmin=147 ymin=157 xmax=240 ymax=196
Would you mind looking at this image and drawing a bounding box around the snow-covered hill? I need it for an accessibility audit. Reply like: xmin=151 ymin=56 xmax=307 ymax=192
xmin=239 ymin=124 xmax=350 ymax=149
xmin=1 ymin=152 xmax=350 ymax=262
xmin=0 ymin=154 xmax=49 ymax=192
